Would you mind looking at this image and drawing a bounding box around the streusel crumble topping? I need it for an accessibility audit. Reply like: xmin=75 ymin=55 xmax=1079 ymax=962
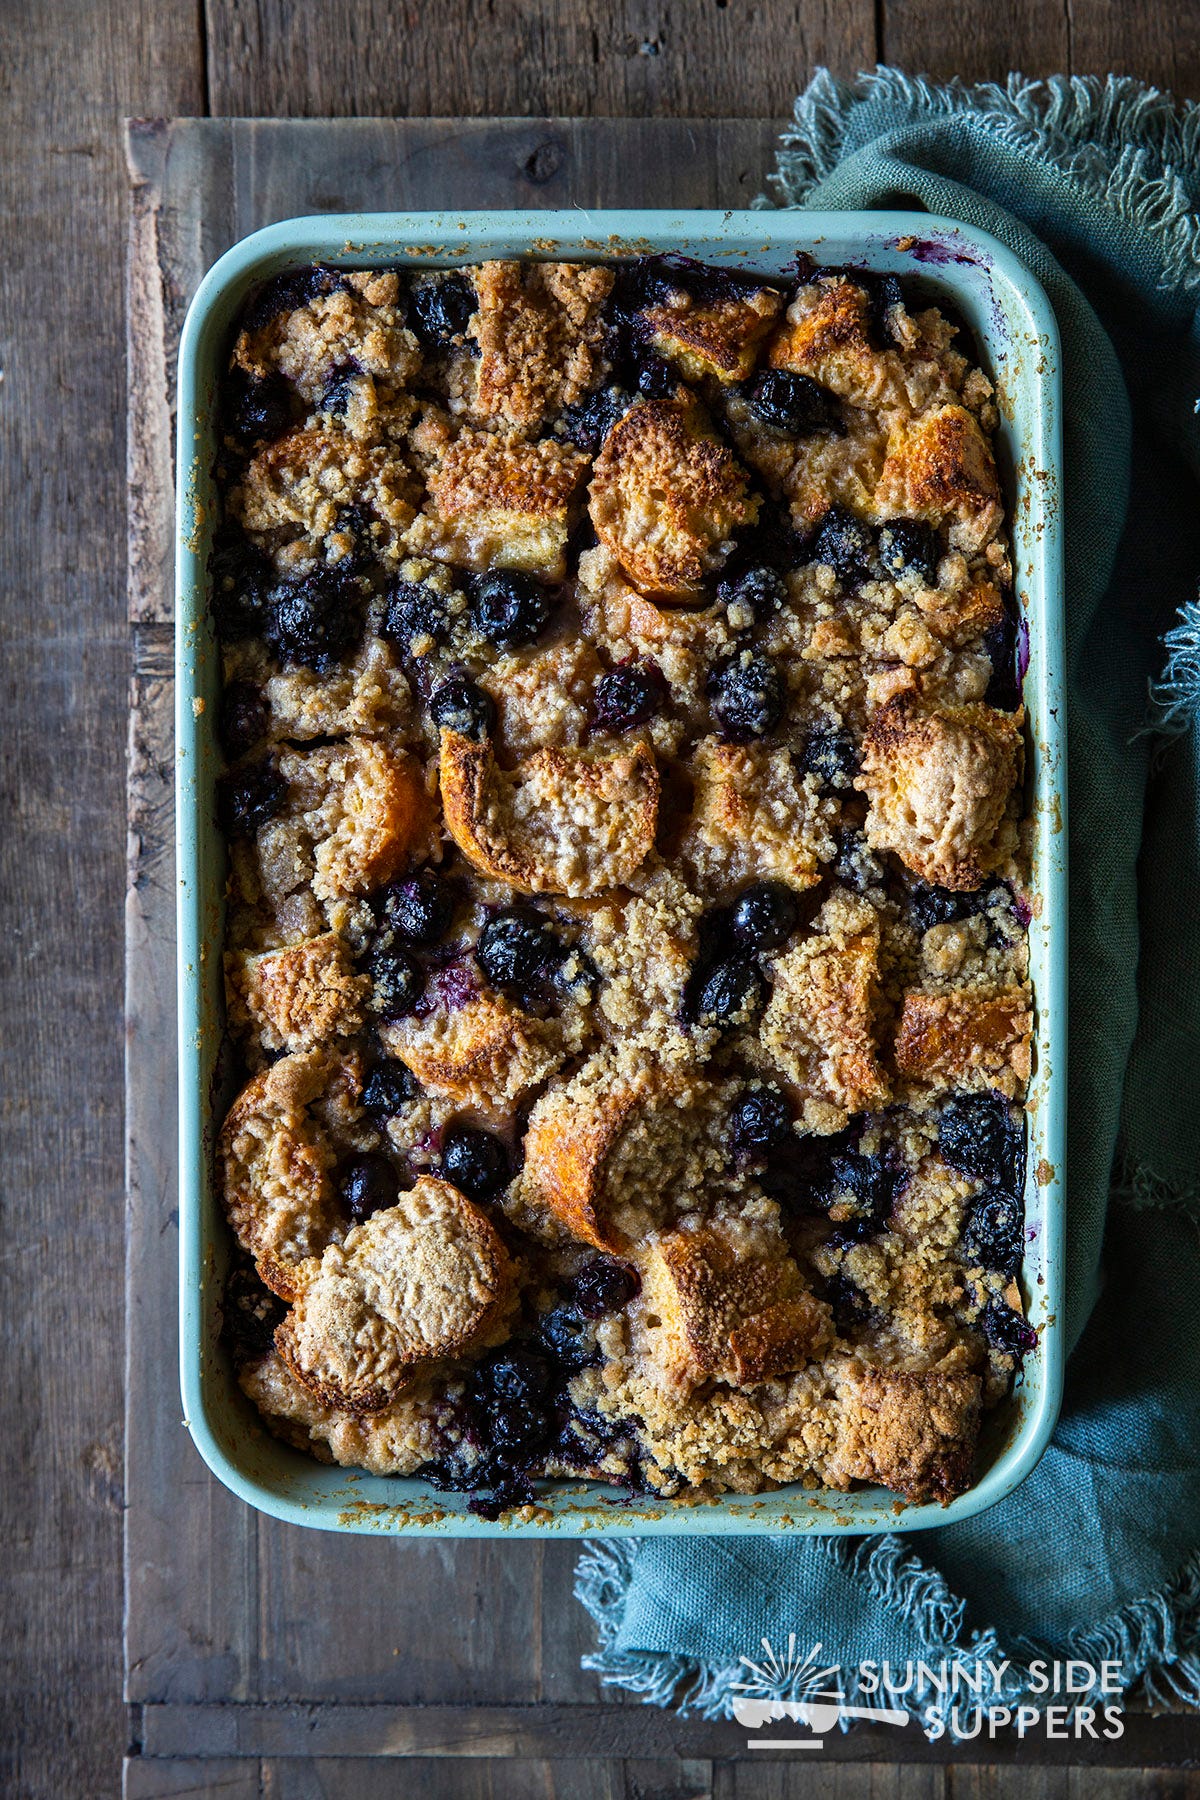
xmin=212 ymin=254 xmax=1034 ymax=1516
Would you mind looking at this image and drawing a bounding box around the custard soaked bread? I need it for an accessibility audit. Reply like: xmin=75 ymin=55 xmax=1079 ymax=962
xmin=213 ymin=252 xmax=1034 ymax=1514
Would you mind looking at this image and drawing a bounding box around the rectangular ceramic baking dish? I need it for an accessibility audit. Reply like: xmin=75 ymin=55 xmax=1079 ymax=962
xmin=176 ymin=209 xmax=1066 ymax=1537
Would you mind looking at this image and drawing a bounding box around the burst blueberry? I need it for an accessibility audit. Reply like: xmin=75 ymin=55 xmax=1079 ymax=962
xmin=266 ymin=568 xmax=360 ymax=671
xmin=471 ymin=571 xmax=553 ymax=647
xmin=572 ymin=1257 xmax=639 ymax=1319
xmin=338 ymin=1152 xmax=399 ymax=1224
xmin=209 ymin=534 xmax=272 ymax=642
xmin=441 ymin=1124 xmax=510 ymax=1203
xmin=367 ymin=939 xmax=424 ymax=1019
xmin=694 ymin=955 xmax=767 ymax=1028
xmin=799 ymin=728 xmax=859 ymax=791
xmin=383 ymin=577 xmax=451 ymax=653
xmin=380 ymin=873 xmax=456 ymax=946
xmin=410 ymin=273 xmax=477 ymax=344
xmin=561 ymin=387 xmax=627 ymax=454
xmin=476 ymin=911 xmax=556 ymax=998
xmin=809 ymin=505 xmax=876 ymax=582
xmin=710 ymin=653 xmax=784 ymax=740
xmin=716 ymin=565 xmax=787 ymax=620
xmin=743 ymin=368 xmax=838 ymax=435
xmin=218 ymin=680 xmax=268 ymax=760
xmin=938 ymin=1093 xmax=1021 ymax=1189
xmin=877 ymin=519 xmax=939 ymax=585
xmin=361 ymin=1061 xmax=417 ymax=1120
xmin=227 ymin=370 xmax=294 ymax=445
xmin=980 ymin=1298 xmax=1038 ymax=1359
xmin=730 ymin=1088 xmax=792 ymax=1157
xmin=217 ymin=759 xmax=287 ymax=838
xmin=593 ymin=662 xmax=664 ymax=733
xmin=960 ymin=1189 xmax=1024 ymax=1277
xmin=430 ymin=676 xmax=495 ymax=740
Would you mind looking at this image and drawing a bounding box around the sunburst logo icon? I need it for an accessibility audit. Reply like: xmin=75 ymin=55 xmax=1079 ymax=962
xmin=731 ymin=1637 xmax=910 ymax=1749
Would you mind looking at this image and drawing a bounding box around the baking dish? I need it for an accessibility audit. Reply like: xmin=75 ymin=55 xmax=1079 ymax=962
xmin=176 ymin=209 xmax=1065 ymax=1536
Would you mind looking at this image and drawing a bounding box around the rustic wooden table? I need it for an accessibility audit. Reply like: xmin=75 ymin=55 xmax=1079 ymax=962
xmin=5 ymin=6 xmax=1200 ymax=1798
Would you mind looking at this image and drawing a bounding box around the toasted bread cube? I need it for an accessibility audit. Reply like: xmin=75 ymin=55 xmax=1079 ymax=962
xmin=233 ymin=428 xmax=419 ymax=565
xmin=874 ymin=403 xmax=1002 ymax=552
xmin=408 ymin=428 xmax=587 ymax=580
xmin=638 ymin=1223 xmax=832 ymax=1389
xmin=240 ymin=1349 xmax=445 ymax=1476
xmin=218 ymin=1048 xmax=366 ymax=1299
xmin=439 ymin=730 xmax=659 ymax=898
xmin=753 ymin=893 xmax=889 ymax=1128
xmin=589 ymin=395 xmax=757 ymax=600
xmin=826 ymin=1356 xmax=982 ymax=1502
xmin=273 ymin=736 xmax=439 ymax=903
xmin=275 ymin=1176 xmax=515 ymax=1413
xmin=233 ymin=269 xmax=421 ymax=402
xmin=226 ymin=932 xmax=369 ymax=1055
xmin=457 ymin=260 xmax=613 ymax=432
xmin=643 ymin=282 xmax=783 ymax=383
xmin=857 ymin=698 xmax=1023 ymax=891
xmin=381 ymin=992 xmax=566 ymax=1111
xmin=894 ymin=983 xmax=1032 ymax=1097
xmin=682 ymin=735 xmax=834 ymax=893
xmin=520 ymin=1050 xmax=721 ymax=1250
xmin=767 ymin=276 xmax=894 ymax=411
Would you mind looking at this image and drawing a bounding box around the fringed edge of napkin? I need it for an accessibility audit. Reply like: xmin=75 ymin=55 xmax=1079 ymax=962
xmin=759 ymin=68 xmax=1200 ymax=296
xmin=576 ymin=1536 xmax=1200 ymax=1732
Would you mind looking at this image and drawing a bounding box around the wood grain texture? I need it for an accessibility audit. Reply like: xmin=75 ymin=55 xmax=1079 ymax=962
xmin=0 ymin=8 xmax=201 ymax=1799
xmin=203 ymin=0 xmax=877 ymax=119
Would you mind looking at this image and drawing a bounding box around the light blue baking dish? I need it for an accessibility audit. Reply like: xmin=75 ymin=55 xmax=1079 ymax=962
xmin=176 ymin=210 xmax=1066 ymax=1537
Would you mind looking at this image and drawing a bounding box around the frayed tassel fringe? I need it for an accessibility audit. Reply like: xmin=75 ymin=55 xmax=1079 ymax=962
xmin=1151 ymin=597 xmax=1200 ymax=735
xmin=759 ymin=70 xmax=1200 ymax=295
xmin=575 ymin=1536 xmax=1200 ymax=1737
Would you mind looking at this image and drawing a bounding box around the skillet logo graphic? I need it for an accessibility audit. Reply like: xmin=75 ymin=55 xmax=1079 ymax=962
xmin=732 ymin=1638 xmax=909 ymax=1749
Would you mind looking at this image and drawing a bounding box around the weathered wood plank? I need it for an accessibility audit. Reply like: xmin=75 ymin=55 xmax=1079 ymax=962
xmin=135 ymin=1704 xmax=1200 ymax=1767
xmin=716 ymin=1767 xmax=945 ymax=1798
xmin=0 ymin=4 xmax=201 ymax=1795
xmin=255 ymin=1757 xmax=714 ymax=1798
xmin=204 ymin=1 xmax=876 ymax=120
xmin=1068 ymin=0 xmax=1200 ymax=99
xmin=880 ymin=0 xmax=1069 ymax=87
xmin=124 ymin=1760 xmax=261 ymax=1799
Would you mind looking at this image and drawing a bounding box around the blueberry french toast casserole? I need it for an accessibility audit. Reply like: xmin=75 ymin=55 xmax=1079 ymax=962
xmin=211 ymin=252 xmax=1035 ymax=1519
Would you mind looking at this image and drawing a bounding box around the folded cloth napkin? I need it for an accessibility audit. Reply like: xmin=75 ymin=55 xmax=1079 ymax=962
xmin=576 ymin=69 xmax=1200 ymax=1731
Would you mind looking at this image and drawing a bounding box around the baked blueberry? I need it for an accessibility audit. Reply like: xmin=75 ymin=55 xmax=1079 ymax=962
xmin=906 ymin=881 xmax=979 ymax=933
xmin=476 ymin=911 xmax=556 ymax=997
xmin=366 ymin=940 xmax=424 ymax=1019
xmin=471 ymin=571 xmax=553 ymax=647
xmin=410 ymin=273 xmax=476 ymax=344
xmin=743 ymin=368 xmax=838 ymax=435
xmin=217 ymin=758 xmax=287 ymax=838
xmin=480 ymin=1348 xmax=553 ymax=1405
xmin=360 ymin=1060 xmax=417 ymax=1120
xmin=938 ymin=1093 xmax=1020 ymax=1189
xmin=799 ymin=728 xmax=859 ymax=791
xmin=222 ymin=1260 xmax=287 ymax=1365
xmin=593 ymin=662 xmax=664 ymax=733
xmin=552 ymin=943 xmax=600 ymax=1007
xmin=561 ymin=387 xmax=627 ymax=454
xmin=240 ymin=264 xmax=345 ymax=332
xmin=209 ymin=534 xmax=272 ymax=642
xmin=430 ymin=675 xmax=495 ymax=740
xmin=809 ymin=505 xmax=876 ymax=582
xmin=536 ymin=1305 xmax=597 ymax=1371
xmin=489 ymin=1400 xmax=553 ymax=1458
xmin=694 ymin=955 xmax=767 ymax=1028
xmin=338 ymin=1152 xmax=399 ymax=1224
xmin=730 ymin=881 xmax=799 ymax=952
xmin=572 ymin=1257 xmax=639 ymax=1319
xmin=877 ymin=519 xmax=939 ymax=585
xmin=730 ymin=1087 xmax=792 ymax=1157
xmin=826 ymin=1151 xmax=906 ymax=1239
xmin=710 ymin=653 xmax=784 ymax=740
xmin=320 ymin=360 xmax=361 ymax=416
xmin=631 ymin=348 xmax=677 ymax=398
xmin=827 ymin=1270 xmax=875 ymax=1333
xmin=860 ymin=271 xmax=906 ymax=347
xmin=266 ymin=568 xmax=361 ymax=672
xmin=979 ymin=1298 xmax=1037 ymax=1358
xmin=983 ymin=609 xmax=1022 ymax=711
xmin=960 ymin=1188 xmax=1024 ymax=1277
xmin=227 ymin=370 xmax=294 ymax=445
xmin=440 ymin=1124 xmax=510 ymax=1202
xmin=834 ymin=828 xmax=886 ymax=896
xmin=716 ymin=565 xmax=787 ymax=620
xmin=380 ymin=873 xmax=456 ymax=946
xmin=218 ymin=680 xmax=268 ymax=760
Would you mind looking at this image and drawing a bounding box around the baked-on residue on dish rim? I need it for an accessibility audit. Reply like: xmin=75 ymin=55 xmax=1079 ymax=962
xmin=176 ymin=210 xmax=1065 ymax=1537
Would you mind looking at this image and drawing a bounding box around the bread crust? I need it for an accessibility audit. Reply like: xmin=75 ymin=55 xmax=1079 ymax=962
xmin=894 ymin=982 xmax=1032 ymax=1097
xmin=439 ymin=729 xmax=659 ymax=897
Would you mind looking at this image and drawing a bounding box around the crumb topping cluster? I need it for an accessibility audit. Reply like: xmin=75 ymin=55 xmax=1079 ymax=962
xmin=212 ymin=253 xmax=1034 ymax=1517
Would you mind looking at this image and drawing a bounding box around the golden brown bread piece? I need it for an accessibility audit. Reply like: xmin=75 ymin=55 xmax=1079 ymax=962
xmin=589 ymin=394 xmax=758 ymax=600
xmin=458 ymin=259 xmax=613 ymax=433
xmin=233 ymin=428 xmax=420 ymax=566
xmin=875 ymin=403 xmax=1003 ymax=553
xmin=239 ymin=1349 xmax=445 ymax=1475
xmin=857 ymin=698 xmax=1023 ymax=891
xmin=681 ymin=735 xmax=834 ymax=893
xmin=825 ymin=1356 xmax=983 ymax=1503
xmin=233 ymin=268 xmax=421 ymax=403
xmin=218 ymin=1048 xmax=368 ymax=1300
xmin=275 ymin=1176 xmax=515 ymax=1414
xmin=643 ymin=282 xmax=783 ymax=383
xmin=381 ymin=992 xmax=568 ymax=1111
xmin=751 ymin=892 xmax=890 ymax=1130
xmin=894 ymin=982 xmax=1032 ymax=1097
xmin=225 ymin=932 xmax=369 ymax=1056
xmin=636 ymin=1221 xmax=833 ymax=1389
xmin=408 ymin=425 xmax=587 ymax=580
xmin=519 ymin=1050 xmax=723 ymax=1250
xmin=438 ymin=729 xmax=659 ymax=897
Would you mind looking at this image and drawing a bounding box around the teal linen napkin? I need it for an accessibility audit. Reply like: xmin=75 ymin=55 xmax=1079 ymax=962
xmin=576 ymin=70 xmax=1200 ymax=1730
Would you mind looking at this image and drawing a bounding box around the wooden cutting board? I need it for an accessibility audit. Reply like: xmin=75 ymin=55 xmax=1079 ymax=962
xmin=124 ymin=116 xmax=1199 ymax=1796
